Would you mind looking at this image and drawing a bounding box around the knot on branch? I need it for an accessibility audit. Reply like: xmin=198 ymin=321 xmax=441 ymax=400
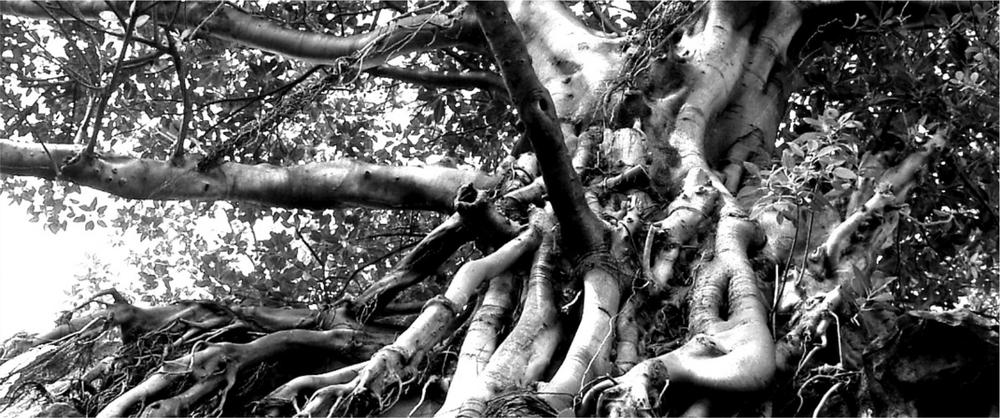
xmin=454 ymin=183 xmax=483 ymax=211
xmin=423 ymin=295 xmax=462 ymax=318
xmin=380 ymin=344 xmax=415 ymax=362
xmin=518 ymin=89 xmax=559 ymax=121
xmin=58 ymin=150 xmax=100 ymax=178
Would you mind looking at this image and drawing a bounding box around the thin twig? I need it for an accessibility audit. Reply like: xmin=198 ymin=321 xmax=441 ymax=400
xmin=335 ymin=240 xmax=419 ymax=300
xmin=773 ymin=202 xmax=801 ymax=337
xmin=812 ymin=381 xmax=844 ymax=418
xmin=181 ymin=1 xmax=225 ymax=42
xmin=85 ymin=0 xmax=140 ymax=155
xmin=167 ymin=34 xmax=192 ymax=163
xmin=295 ymin=227 xmax=326 ymax=278
xmin=201 ymin=66 xmax=321 ymax=107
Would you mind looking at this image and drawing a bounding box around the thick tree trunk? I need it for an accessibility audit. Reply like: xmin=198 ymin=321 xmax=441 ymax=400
xmin=1 ymin=1 xmax=995 ymax=418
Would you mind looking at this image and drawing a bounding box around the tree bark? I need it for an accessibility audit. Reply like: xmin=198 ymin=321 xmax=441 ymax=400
xmin=0 ymin=140 xmax=495 ymax=211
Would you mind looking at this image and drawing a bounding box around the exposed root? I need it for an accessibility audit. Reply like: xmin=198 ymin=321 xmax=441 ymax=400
xmin=258 ymin=362 xmax=366 ymax=416
xmin=585 ymin=206 xmax=774 ymax=416
xmin=96 ymin=327 xmax=385 ymax=417
xmin=583 ymin=360 xmax=669 ymax=418
xmin=438 ymin=273 xmax=516 ymax=414
xmin=480 ymin=390 xmax=560 ymax=417
xmin=300 ymin=224 xmax=542 ymax=416
xmin=644 ymin=169 xmax=719 ymax=294
xmin=613 ymin=295 xmax=642 ymax=375
xmin=349 ymin=213 xmax=471 ymax=321
xmin=539 ymin=265 xmax=622 ymax=412
xmin=438 ymin=231 xmax=560 ymax=416
xmin=776 ymin=287 xmax=843 ymax=373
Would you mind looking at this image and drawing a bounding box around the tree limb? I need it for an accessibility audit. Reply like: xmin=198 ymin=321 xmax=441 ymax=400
xmin=817 ymin=132 xmax=947 ymax=272
xmin=0 ymin=140 xmax=495 ymax=212
xmin=367 ymin=65 xmax=507 ymax=95
xmin=471 ymin=1 xmax=605 ymax=257
xmin=1 ymin=1 xmax=486 ymax=69
xmin=349 ymin=214 xmax=472 ymax=319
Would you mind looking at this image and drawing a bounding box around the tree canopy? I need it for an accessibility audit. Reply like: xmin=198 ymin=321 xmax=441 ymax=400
xmin=0 ymin=1 xmax=997 ymax=417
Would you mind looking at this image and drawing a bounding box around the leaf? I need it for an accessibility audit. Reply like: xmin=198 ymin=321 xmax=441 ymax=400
xmin=787 ymin=142 xmax=805 ymax=157
xmin=802 ymin=117 xmax=823 ymax=128
xmin=781 ymin=149 xmax=796 ymax=170
xmin=832 ymin=167 xmax=858 ymax=180
xmin=817 ymin=145 xmax=840 ymax=157
xmin=796 ymin=132 xmax=824 ymax=143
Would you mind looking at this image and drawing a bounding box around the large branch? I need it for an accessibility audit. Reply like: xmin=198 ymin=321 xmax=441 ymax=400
xmin=471 ymin=1 xmax=605 ymax=256
xmin=0 ymin=1 xmax=484 ymax=69
xmin=817 ymin=132 xmax=947 ymax=273
xmin=349 ymin=213 xmax=471 ymax=319
xmin=297 ymin=224 xmax=542 ymax=416
xmin=0 ymin=140 xmax=495 ymax=211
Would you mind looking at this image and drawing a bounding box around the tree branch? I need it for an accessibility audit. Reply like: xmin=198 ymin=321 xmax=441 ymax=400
xmin=584 ymin=1 xmax=624 ymax=35
xmin=349 ymin=214 xmax=471 ymax=319
xmin=1 ymin=1 xmax=486 ymax=70
xmin=471 ymin=1 xmax=605 ymax=257
xmin=0 ymin=140 xmax=495 ymax=212
xmin=817 ymin=132 xmax=947 ymax=271
xmin=167 ymin=34 xmax=193 ymax=164
xmin=84 ymin=0 xmax=139 ymax=155
xmin=366 ymin=65 xmax=507 ymax=95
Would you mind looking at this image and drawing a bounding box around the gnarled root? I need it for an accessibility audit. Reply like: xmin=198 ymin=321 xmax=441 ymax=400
xmin=295 ymin=224 xmax=542 ymax=417
xmin=97 ymin=328 xmax=386 ymax=417
xmin=438 ymin=231 xmax=560 ymax=417
xmin=257 ymin=362 xmax=366 ymax=416
xmin=582 ymin=359 xmax=670 ymax=417
xmin=644 ymin=169 xmax=719 ymax=296
xmin=585 ymin=208 xmax=774 ymax=417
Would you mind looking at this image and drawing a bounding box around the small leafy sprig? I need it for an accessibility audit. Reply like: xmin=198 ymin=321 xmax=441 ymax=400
xmin=746 ymin=107 xmax=864 ymax=220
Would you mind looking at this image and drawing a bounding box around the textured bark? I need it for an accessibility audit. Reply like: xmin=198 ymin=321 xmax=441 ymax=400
xmin=1 ymin=2 xmax=994 ymax=418
xmin=99 ymin=328 xmax=388 ymax=418
xmin=0 ymin=140 xmax=495 ymax=211
xmin=0 ymin=1 xmax=484 ymax=68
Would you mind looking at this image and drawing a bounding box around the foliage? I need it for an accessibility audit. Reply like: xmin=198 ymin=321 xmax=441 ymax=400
xmin=0 ymin=1 xmax=507 ymax=309
xmin=0 ymin=0 xmax=995 ymax=334
xmin=0 ymin=2 xmax=996 ymax=417
xmin=754 ymin=2 xmax=1000 ymax=314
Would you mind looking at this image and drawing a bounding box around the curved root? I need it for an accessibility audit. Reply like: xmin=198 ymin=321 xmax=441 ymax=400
xmin=582 ymin=360 xmax=669 ymax=417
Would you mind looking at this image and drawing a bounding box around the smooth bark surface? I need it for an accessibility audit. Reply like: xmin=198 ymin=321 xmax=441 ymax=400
xmin=0 ymin=140 xmax=495 ymax=211
xmin=0 ymin=1 xmax=994 ymax=418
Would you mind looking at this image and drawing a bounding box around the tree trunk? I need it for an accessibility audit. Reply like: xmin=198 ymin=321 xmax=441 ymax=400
xmin=0 ymin=1 xmax=995 ymax=417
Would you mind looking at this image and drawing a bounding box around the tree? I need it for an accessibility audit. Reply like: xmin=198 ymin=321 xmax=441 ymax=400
xmin=0 ymin=1 xmax=997 ymax=417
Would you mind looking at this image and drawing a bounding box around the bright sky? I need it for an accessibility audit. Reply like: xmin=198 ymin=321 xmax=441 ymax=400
xmin=0 ymin=194 xmax=132 ymax=340
xmin=0 ymin=11 xmax=425 ymax=342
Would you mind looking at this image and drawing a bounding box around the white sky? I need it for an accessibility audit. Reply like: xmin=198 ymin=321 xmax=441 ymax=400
xmin=0 ymin=196 xmax=132 ymax=340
